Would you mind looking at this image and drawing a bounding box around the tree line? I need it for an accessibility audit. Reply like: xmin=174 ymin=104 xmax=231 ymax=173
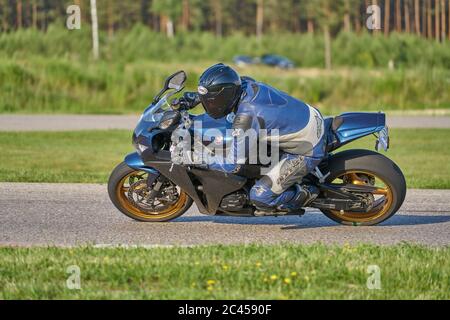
xmin=1 ymin=0 xmax=449 ymax=42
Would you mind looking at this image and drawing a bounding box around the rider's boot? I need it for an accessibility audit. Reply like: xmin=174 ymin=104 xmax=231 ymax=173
xmin=253 ymin=185 xmax=318 ymax=217
xmin=280 ymin=184 xmax=319 ymax=212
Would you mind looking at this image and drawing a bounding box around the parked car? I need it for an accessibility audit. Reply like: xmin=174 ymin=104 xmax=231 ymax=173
xmin=233 ymin=55 xmax=257 ymax=67
xmin=260 ymin=54 xmax=295 ymax=69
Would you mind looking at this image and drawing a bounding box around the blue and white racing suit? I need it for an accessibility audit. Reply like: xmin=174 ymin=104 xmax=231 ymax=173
xmin=209 ymin=78 xmax=326 ymax=210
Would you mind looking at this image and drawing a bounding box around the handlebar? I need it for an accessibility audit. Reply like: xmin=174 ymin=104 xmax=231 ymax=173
xmin=171 ymin=92 xmax=201 ymax=111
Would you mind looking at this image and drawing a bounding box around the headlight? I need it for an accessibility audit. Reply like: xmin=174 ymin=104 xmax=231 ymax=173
xmin=158 ymin=111 xmax=181 ymax=130
xmin=159 ymin=118 xmax=176 ymax=130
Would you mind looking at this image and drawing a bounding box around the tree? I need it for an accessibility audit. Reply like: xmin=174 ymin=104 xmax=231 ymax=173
xmin=314 ymin=0 xmax=343 ymax=69
xmin=0 ymin=0 xmax=9 ymax=31
xmin=303 ymin=1 xmax=316 ymax=34
xmin=31 ymin=0 xmax=38 ymax=29
xmin=152 ymin=0 xmax=182 ymax=37
xmin=107 ymin=1 xmax=115 ymax=37
xmin=211 ymin=0 xmax=223 ymax=37
xmin=372 ymin=0 xmax=380 ymax=34
xmin=343 ymin=0 xmax=353 ymax=32
xmin=404 ymin=0 xmax=411 ymax=33
xmin=256 ymin=0 xmax=264 ymax=38
xmin=427 ymin=0 xmax=432 ymax=38
xmin=395 ymin=0 xmax=401 ymax=32
xmin=292 ymin=0 xmax=301 ymax=32
xmin=435 ymin=0 xmax=440 ymax=41
xmin=16 ymin=0 xmax=23 ymax=29
xmin=441 ymin=0 xmax=446 ymax=41
xmin=384 ymin=0 xmax=390 ymax=36
xmin=354 ymin=0 xmax=362 ymax=32
xmin=181 ymin=0 xmax=190 ymax=31
xmin=90 ymin=0 xmax=99 ymax=59
xmin=414 ymin=0 xmax=421 ymax=35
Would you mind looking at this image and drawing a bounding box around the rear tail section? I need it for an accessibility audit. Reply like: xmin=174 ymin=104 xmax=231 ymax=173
xmin=325 ymin=112 xmax=386 ymax=152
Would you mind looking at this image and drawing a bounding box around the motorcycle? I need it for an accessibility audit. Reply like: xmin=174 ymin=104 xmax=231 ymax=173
xmin=108 ymin=70 xmax=407 ymax=226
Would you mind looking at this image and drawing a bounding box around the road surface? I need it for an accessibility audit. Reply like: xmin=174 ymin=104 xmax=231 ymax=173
xmin=0 ymin=183 xmax=449 ymax=247
xmin=0 ymin=115 xmax=449 ymax=131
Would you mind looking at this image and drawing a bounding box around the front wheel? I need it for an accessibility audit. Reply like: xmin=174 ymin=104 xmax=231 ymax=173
xmin=108 ymin=162 xmax=193 ymax=222
xmin=320 ymin=149 xmax=407 ymax=226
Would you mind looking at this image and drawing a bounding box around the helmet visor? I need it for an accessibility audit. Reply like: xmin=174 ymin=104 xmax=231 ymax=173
xmin=199 ymin=84 xmax=240 ymax=119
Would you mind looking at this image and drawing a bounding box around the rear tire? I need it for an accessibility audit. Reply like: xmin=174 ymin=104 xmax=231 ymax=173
xmin=320 ymin=149 xmax=407 ymax=226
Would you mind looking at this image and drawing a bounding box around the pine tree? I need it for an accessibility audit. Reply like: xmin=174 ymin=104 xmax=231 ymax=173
xmin=395 ymin=0 xmax=401 ymax=32
xmin=414 ymin=0 xmax=421 ymax=35
xmin=384 ymin=0 xmax=391 ymax=35
xmin=152 ymin=0 xmax=182 ymax=37
xmin=404 ymin=0 xmax=411 ymax=33
xmin=435 ymin=0 xmax=440 ymax=41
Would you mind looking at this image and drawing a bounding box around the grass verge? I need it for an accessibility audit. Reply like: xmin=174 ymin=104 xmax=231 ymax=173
xmin=0 ymin=128 xmax=449 ymax=188
xmin=0 ymin=244 xmax=449 ymax=299
xmin=2 ymin=27 xmax=449 ymax=114
xmin=1 ymin=58 xmax=449 ymax=114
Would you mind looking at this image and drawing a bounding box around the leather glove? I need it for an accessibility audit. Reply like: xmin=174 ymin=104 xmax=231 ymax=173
xmin=173 ymin=92 xmax=200 ymax=110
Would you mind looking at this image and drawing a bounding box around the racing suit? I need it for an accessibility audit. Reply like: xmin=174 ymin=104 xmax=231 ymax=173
xmin=209 ymin=78 xmax=326 ymax=211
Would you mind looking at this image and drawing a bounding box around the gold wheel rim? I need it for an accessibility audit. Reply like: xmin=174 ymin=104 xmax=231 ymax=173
xmin=328 ymin=170 xmax=394 ymax=223
xmin=116 ymin=171 xmax=188 ymax=220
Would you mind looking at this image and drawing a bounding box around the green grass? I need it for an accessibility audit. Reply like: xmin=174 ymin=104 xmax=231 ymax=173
xmin=3 ymin=25 xmax=449 ymax=69
xmin=1 ymin=58 xmax=449 ymax=115
xmin=0 ymin=128 xmax=449 ymax=188
xmin=0 ymin=244 xmax=448 ymax=299
xmin=0 ymin=130 xmax=134 ymax=183
xmin=0 ymin=26 xmax=449 ymax=114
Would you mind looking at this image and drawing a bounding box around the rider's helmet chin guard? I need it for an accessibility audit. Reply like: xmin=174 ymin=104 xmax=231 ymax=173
xmin=198 ymin=63 xmax=242 ymax=119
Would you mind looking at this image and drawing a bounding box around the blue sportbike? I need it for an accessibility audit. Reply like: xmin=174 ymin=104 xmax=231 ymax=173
xmin=108 ymin=71 xmax=406 ymax=226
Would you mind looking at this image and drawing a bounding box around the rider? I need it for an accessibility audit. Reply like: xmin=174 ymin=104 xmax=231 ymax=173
xmin=178 ymin=63 xmax=326 ymax=213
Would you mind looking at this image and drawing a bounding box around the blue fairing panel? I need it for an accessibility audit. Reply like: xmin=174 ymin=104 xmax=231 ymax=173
xmin=124 ymin=152 xmax=159 ymax=174
xmin=335 ymin=112 xmax=386 ymax=145
xmin=190 ymin=112 xmax=233 ymax=143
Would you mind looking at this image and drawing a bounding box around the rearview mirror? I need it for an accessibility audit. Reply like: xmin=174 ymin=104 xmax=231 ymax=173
xmin=168 ymin=71 xmax=187 ymax=90
xmin=153 ymin=70 xmax=187 ymax=104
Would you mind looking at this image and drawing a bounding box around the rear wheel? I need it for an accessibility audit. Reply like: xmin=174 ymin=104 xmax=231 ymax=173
xmin=320 ymin=149 xmax=406 ymax=226
xmin=108 ymin=162 xmax=193 ymax=222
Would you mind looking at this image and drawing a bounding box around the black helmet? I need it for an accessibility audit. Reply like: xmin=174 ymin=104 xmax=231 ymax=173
xmin=198 ymin=63 xmax=242 ymax=119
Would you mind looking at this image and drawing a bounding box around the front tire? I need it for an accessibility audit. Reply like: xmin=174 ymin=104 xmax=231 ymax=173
xmin=108 ymin=162 xmax=193 ymax=222
xmin=320 ymin=149 xmax=407 ymax=226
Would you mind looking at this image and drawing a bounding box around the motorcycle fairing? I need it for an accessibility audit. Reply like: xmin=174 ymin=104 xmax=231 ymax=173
xmin=325 ymin=112 xmax=386 ymax=152
xmin=141 ymin=155 xmax=247 ymax=215
xmin=124 ymin=152 xmax=158 ymax=174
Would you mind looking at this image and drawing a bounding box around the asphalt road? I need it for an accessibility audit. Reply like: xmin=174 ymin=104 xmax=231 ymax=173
xmin=0 ymin=115 xmax=449 ymax=131
xmin=1 ymin=183 xmax=449 ymax=247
